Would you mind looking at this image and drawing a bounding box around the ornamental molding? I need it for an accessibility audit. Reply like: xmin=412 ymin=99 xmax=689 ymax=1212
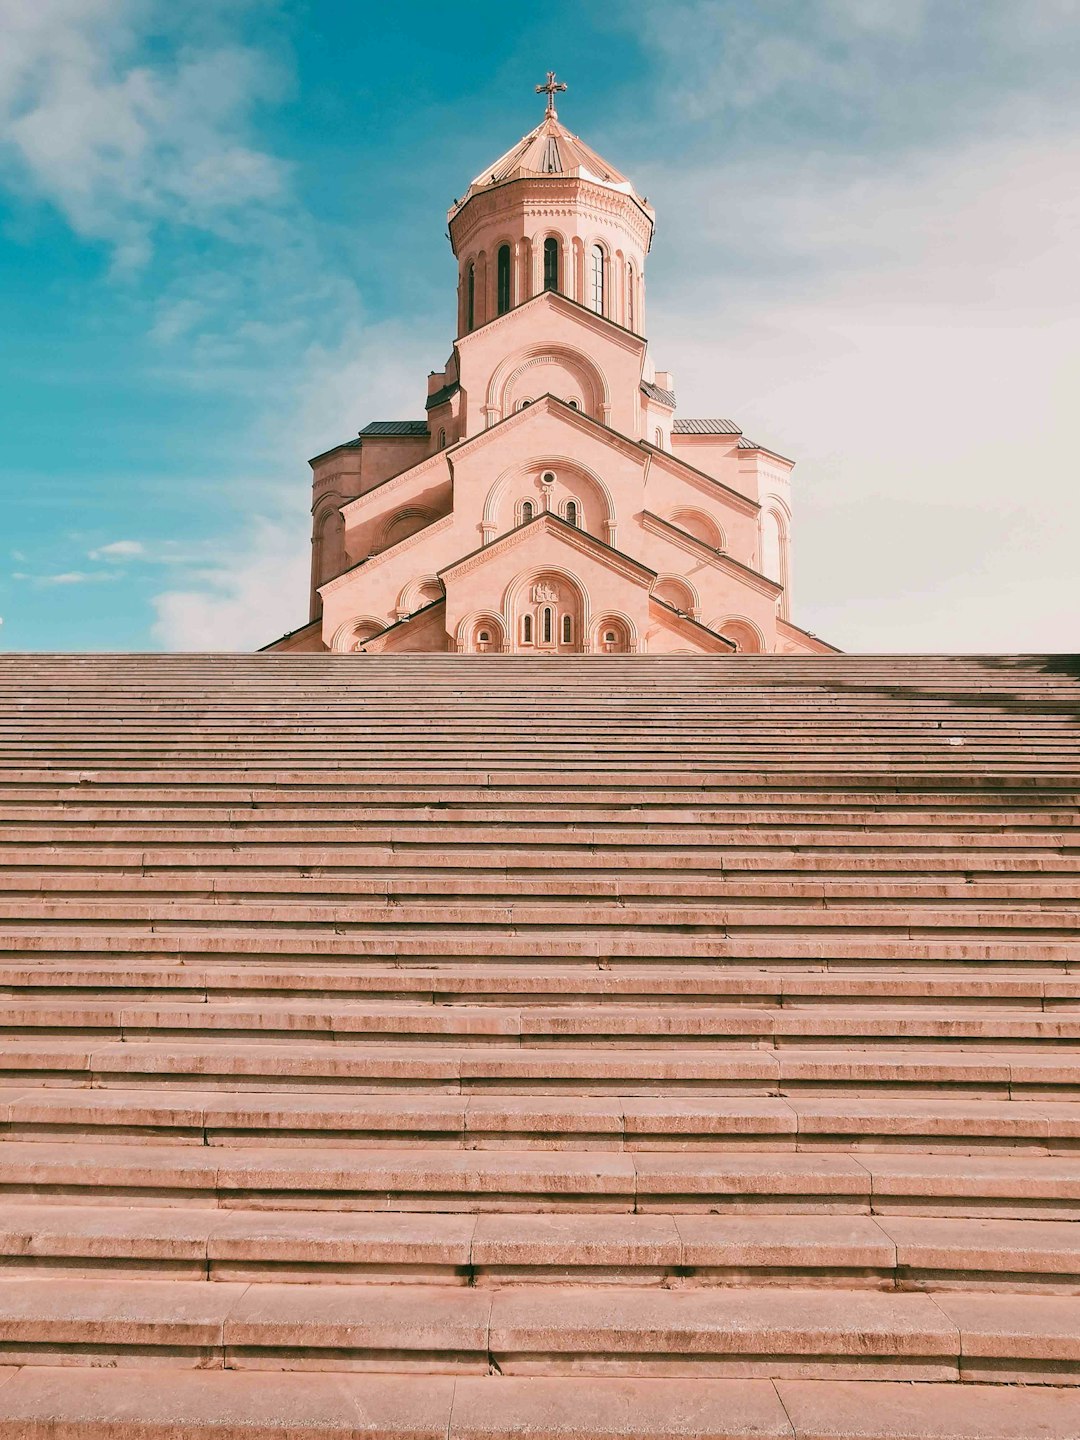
xmin=641 ymin=511 xmax=782 ymax=599
xmin=647 ymin=448 xmax=760 ymax=518
xmin=319 ymin=513 xmax=456 ymax=597
xmin=456 ymin=289 xmax=644 ymax=356
xmin=340 ymin=453 xmax=450 ymax=520
xmin=451 ymin=180 xmax=652 ymax=250
xmin=440 ymin=513 xmax=651 ymax=588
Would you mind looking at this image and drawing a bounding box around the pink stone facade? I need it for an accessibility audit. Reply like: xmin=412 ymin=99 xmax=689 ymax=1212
xmin=264 ymin=99 xmax=835 ymax=656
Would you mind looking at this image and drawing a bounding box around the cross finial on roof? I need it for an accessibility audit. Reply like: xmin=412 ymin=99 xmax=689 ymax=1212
xmin=535 ymin=70 xmax=567 ymax=120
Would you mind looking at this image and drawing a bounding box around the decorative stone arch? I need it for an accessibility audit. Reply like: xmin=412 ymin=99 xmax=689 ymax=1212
xmin=331 ymin=616 xmax=386 ymax=654
xmin=709 ymin=615 xmax=767 ymax=654
xmin=485 ymin=344 xmax=610 ymax=427
xmin=482 ymin=457 xmax=617 ymax=546
xmin=592 ymin=611 xmax=639 ymax=655
xmin=503 ymin=567 xmax=591 ymax=653
xmin=454 ymin=610 xmax=507 ymax=654
xmin=490 ymin=232 xmax=517 ymax=315
xmin=651 ymin=573 xmax=701 ymax=619
xmin=378 ymin=506 xmax=439 ymax=552
xmin=311 ymin=500 xmax=347 ymax=613
xmin=536 ymin=226 xmax=569 ymax=295
xmin=666 ymin=506 xmax=724 ymax=549
xmin=759 ymin=495 xmax=792 ymax=617
xmin=396 ymin=575 xmax=444 ymax=617
xmin=585 ymin=235 xmax=610 ymax=319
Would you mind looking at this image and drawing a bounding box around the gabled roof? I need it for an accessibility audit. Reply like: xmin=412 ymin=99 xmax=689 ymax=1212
xmin=425 ymin=382 xmax=460 ymax=411
xmin=359 ymin=421 xmax=430 ymax=437
xmin=640 ymin=380 xmax=677 ymax=407
xmin=673 ymin=419 xmax=741 ymax=435
xmin=452 ymin=114 xmax=651 ymax=221
xmin=439 ymin=510 xmax=655 ymax=589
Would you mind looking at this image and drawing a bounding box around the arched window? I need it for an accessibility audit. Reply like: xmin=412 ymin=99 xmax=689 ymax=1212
xmin=521 ymin=500 xmax=534 ymax=523
xmin=478 ymin=630 xmax=490 ymax=643
xmin=522 ymin=614 xmax=533 ymax=643
xmin=564 ymin=499 xmax=578 ymax=527
xmin=518 ymin=399 xmax=532 ymax=410
xmin=627 ymin=263 xmax=635 ymax=331
xmin=542 ymin=606 xmax=553 ymax=643
xmin=589 ymin=245 xmax=605 ymax=314
xmin=654 ymin=427 xmax=664 ymax=449
xmin=437 ymin=429 xmax=446 ymax=450
xmin=543 ymin=237 xmax=559 ymax=292
xmin=497 ymin=245 xmax=512 ymax=315
xmin=561 ymin=613 xmax=572 ymax=644
xmin=604 ymin=630 xmax=616 ymax=644
xmin=466 ymin=263 xmax=475 ymax=332
xmin=566 ymin=399 xmax=579 ymax=410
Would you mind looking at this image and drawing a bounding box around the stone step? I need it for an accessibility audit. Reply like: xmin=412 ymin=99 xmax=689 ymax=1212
xmin=2 ymin=1204 xmax=1079 ymax=1292
xmin=6 ymin=999 xmax=1080 ymax=1048
xmin=4 ymin=1087 xmax=1080 ymax=1152
xmin=3 ymin=933 xmax=1073 ymax=966
xmin=5 ymin=962 xmax=1079 ymax=1008
xmin=5 ymin=1371 xmax=1074 ymax=1440
xmin=3 ymin=1140 xmax=1080 ymax=1216
xmin=3 ymin=1039 xmax=1078 ymax=1095
xmin=0 ymin=1275 xmax=1077 ymax=1381
xmin=6 ymin=874 xmax=1079 ymax=905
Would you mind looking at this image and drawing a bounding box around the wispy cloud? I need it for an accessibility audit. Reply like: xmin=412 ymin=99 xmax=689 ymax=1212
xmin=14 ymin=569 xmax=121 ymax=586
xmin=0 ymin=0 xmax=289 ymax=269
xmin=88 ymin=539 xmax=144 ymax=560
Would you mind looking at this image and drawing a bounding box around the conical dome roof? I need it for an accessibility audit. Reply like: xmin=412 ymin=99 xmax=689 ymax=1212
xmin=450 ymin=113 xmax=652 ymax=220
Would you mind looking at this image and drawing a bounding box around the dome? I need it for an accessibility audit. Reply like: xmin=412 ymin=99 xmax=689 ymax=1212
xmin=449 ymin=81 xmax=653 ymax=225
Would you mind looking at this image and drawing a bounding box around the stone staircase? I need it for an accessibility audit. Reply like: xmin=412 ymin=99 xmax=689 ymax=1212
xmin=0 ymin=652 xmax=1078 ymax=1437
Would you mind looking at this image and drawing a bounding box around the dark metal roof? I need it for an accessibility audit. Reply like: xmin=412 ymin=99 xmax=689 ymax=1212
xmin=358 ymin=420 xmax=430 ymax=437
xmin=640 ymin=381 xmax=677 ymax=407
xmin=672 ymin=418 xmax=741 ymax=435
xmin=425 ymin=381 xmax=460 ymax=411
xmin=738 ymin=437 xmax=758 ymax=449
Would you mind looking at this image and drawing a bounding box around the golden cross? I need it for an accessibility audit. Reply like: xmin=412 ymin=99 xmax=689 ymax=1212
xmin=536 ymin=70 xmax=567 ymax=120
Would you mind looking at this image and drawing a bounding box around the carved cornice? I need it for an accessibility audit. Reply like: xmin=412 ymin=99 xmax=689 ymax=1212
xmin=452 ymin=392 xmax=645 ymax=469
xmin=451 ymin=177 xmax=653 ymax=252
xmin=457 ymin=289 xmax=645 ymax=356
xmin=641 ymin=511 xmax=782 ymax=599
xmin=440 ymin=512 xmax=653 ymax=587
xmin=340 ymin=453 xmax=451 ymax=520
xmin=319 ymin=513 xmax=456 ymax=597
xmin=646 ymin=446 xmax=760 ymax=518
xmin=649 ymin=597 xmax=737 ymax=653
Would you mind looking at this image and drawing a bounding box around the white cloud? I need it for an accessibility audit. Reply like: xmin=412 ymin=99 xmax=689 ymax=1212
xmin=15 ymin=569 xmax=121 ymax=585
xmin=89 ymin=539 xmax=144 ymax=560
xmin=0 ymin=0 xmax=288 ymax=266
xmin=150 ymin=517 xmax=308 ymax=651
xmin=644 ymin=132 xmax=1080 ymax=650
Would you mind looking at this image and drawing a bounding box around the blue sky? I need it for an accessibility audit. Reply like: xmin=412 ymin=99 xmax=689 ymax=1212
xmin=1 ymin=0 xmax=1078 ymax=652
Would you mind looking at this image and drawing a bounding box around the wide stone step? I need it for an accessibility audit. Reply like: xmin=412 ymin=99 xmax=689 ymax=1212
xmin=3 ymin=1087 xmax=1079 ymax=1152
xmin=3 ymin=1370 xmax=1076 ymax=1440
xmin=8 ymin=998 xmax=1080 ymax=1046
xmin=2 ymin=1205 xmax=1079 ymax=1292
xmin=3 ymin=961 xmax=1077 ymax=1008
xmin=0 ymin=1275 xmax=1077 ymax=1381
xmin=3 ymin=1141 xmax=1080 ymax=1216
xmin=3 ymin=932 xmax=1071 ymax=965
xmin=3 ymin=1039 xmax=1077 ymax=1096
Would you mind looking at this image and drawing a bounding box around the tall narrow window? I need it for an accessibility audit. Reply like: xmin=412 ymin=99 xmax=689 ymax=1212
xmin=564 ymin=500 xmax=578 ymax=527
xmin=589 ymin=245 xmax=605 ymax=315
xmin=542 ymin=606 xmax=553 ymax=643
xmin=561 ymin=614 xmax=572 ymax=644
xmin=521 ymin=500 xmax=534 ymax=523
xmin=466 ymin=264 xmax=475 ymax=332
xmin=543 ymin=237 xmax=559 ymax=292
xmin=627 ymin=263 xmax=635 ymax=331
xmin=497 ymin=245 xmax=512 ymax=315
xmin=522 ymin=614 xmax=533 ymax=643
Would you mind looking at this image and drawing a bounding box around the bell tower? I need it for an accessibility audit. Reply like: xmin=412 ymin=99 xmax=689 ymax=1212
xmin=448 ymin=73 xmax=654 ymax=339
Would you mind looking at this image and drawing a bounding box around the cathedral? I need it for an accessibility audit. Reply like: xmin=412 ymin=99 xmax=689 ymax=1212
xmin=264 ymin=76 xmax=836 ymax=657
